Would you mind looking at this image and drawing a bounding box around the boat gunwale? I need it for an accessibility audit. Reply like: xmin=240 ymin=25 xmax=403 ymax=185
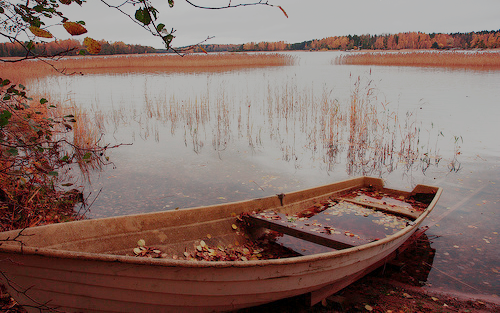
xmin=0 ymin=178 xmax=442 ymax=269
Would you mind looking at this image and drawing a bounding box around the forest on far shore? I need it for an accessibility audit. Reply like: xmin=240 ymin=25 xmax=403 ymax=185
xmin=1 ymin=30 xmax=498 ymax=57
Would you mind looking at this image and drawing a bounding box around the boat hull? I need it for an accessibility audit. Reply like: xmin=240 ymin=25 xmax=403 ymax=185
xmin=0 ymin=177 xmax=442 ymax=312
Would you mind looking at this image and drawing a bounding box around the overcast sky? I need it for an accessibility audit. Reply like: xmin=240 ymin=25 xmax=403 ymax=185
xmin=52 ymin=0 xmax=500 ymax=48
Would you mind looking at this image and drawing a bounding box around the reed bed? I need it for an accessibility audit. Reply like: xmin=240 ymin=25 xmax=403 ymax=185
xmin=335 ymin=51 xmax=500 ymax=69
xmin=0 ymin=53 xmax=295 ymax=83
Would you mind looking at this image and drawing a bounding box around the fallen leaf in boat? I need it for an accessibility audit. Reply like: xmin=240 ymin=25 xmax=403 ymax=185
xmin=153 ymin=249 xmax=161 ymax=254
xmin=207 ymin=234 xmax=212 ymax=239
xmin=402 ymin=293 xmax=412 ymax=298
xmin=364 ymin=304 xmax=373 ymax=311
xmin=133 ymin=247 xmax=141 ymax=255
xmin=137 ymin=239 xmax=146 ymax=247
xmin=431 ymin=297 xmax=439 ymax=301
xmin=232 ymin=224 xmax=238 ymax=230
xmin=200 ymin=240 xmax=207 ymax=248
xmin=321 ymin=298 xmax=328 ymax=307
xmin=184 ymin=252 xmax=190 ymax=257
xmin=453 ymin=245 xmax=460 ymax=248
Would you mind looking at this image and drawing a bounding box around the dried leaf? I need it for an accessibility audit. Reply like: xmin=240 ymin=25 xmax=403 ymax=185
xmin=133 ymin=247 xmax=141 ymax=255
xmin=83 ymin=37 xmax=101 ymax=54
xmin=231 ymin=224 xmax=238 ymax=230
xmin=29 ymin=26 xmax=53 ymax=38
xmin=137 ymin=239 xmax=146 ymax=247
xmin=63 ymin=22 xmax=87 ymax=36
xmin=364 ymin=304 xmax=373 ymax=311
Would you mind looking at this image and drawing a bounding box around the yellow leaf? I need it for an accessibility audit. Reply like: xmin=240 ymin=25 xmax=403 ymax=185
xmin=364 ymin=304 xmax=373 ymax=311
xmin=29 ymin=26 xmax=53 ymax=38
xmin=200 ymin=47 xmax=208 ymax=54
xmin=84 ymin=37 xmax=101 ymax=54
xmin=63 ymin=22 xmax=87 ymax=36
xmin=231 ymin=224 xmax=238 ymax=230
xmin=137 ymin=239 xmax=146 ymax=247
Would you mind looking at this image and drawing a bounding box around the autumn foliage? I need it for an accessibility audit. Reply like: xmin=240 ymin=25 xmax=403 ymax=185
xmin=200 ymin=30 xmax=500 ymax=52
xmin=308 ymin=31 xmax=500 ymax=51
xmin=0 ymin=39 xmax=156 ymax=58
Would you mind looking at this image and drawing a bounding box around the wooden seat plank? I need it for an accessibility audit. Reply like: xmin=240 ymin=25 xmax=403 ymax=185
xmin=338 ymin=198 xmax=420 ymax=220
xmin=243 ymin=212 xmax=374 ymax=250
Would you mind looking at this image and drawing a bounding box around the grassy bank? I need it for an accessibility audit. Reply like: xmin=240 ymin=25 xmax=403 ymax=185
xmin=335 ymin=51 xmax=500 ymax=69
xmin=0 ymin=53 xmax=295 ymax=82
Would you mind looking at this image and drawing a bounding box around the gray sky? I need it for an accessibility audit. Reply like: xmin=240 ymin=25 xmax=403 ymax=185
xmin=52 ymin=0 xmax=500 ymax=48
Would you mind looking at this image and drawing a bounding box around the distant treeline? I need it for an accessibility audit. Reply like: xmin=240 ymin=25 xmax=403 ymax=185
xmin=0 ymin=39 xmax=156 ymax=57
xmin=191 ymin=30 xmax=500 ymax=53
xmin=1 ymin=30 xmax=499 ymax=57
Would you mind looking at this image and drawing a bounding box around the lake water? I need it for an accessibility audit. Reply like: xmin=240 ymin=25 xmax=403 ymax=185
xmin=33 ymin=51 xmax=499 ymax=299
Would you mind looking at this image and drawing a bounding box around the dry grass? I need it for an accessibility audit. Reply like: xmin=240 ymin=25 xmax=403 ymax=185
xmin=0 ymin=53 xmax=295 ymax=83
xmin=335 ymin=51 xmax=500 ymax=69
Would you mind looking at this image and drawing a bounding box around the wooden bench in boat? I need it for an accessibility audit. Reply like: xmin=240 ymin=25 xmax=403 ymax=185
xmin=243 ymin=211 xmax=374 ymax=250
xmin=338 ymin=197 xmax=421 ymax=220
xmin=243 ymin=196 xmax=422 ymax=251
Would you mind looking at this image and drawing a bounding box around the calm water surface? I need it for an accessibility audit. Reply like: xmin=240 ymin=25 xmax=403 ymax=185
xmin=33 ymin=52 xmax=499 ymax=298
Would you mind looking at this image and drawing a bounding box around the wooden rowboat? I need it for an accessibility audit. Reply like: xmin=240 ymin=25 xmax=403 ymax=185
xmin=0 ymin=176 xmax=442 ymax=312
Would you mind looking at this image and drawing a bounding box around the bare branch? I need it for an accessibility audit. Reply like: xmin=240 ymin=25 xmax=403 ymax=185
xmin=184 ymin=0 xmax=273 ymax=10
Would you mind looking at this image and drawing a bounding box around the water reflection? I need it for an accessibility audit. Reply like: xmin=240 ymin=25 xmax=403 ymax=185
xmin=84 ymin=74 xmax=447 ymax=178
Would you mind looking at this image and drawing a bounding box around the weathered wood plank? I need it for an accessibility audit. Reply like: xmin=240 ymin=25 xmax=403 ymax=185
xmin=338 ymin=198 xmax=421 ymax=220
xmin=243 ymin=213 xmax=374 ymax=250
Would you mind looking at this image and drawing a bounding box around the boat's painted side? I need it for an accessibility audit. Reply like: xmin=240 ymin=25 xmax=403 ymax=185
xmin=0 ymin=177 xmax=442 ymax=312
